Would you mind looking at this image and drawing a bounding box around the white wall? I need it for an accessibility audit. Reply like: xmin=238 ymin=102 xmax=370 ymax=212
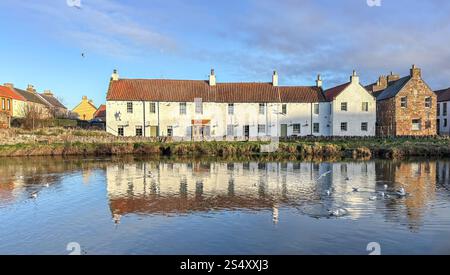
xmin=330 ymin=82 xmax=376 ymax=136
xmin=107 ymin=101 xmax=331 ymax=138
xmin=437 ymin=101 xmax=450 ymax=135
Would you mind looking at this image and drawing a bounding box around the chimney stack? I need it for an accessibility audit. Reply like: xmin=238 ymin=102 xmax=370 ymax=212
xmin=350 ymin=70 xmax=359 ymax=84
xmin=82 ymin=96 xmax=88 ymax=101
xmin=410 ymin=64 xmax=421 ymax=79
xmin=316 ymin=74 xmax=323 ymax=88
xmin=3 ymin=83 xmax=14 ymax=89
xmin=272 ymin=70 xmax=279 ymax=87
xmin=387 ymin=71 xmax=400 ymax=84
xmin=209 ymin=69 xmax=216 ymax=86
xmin=111 ymin=69 xmax=119 ymax=81
xmin=27 ymin=84 xmax=36 ymax=93
xmin=43 ymin=90 xmax=53 ymax=96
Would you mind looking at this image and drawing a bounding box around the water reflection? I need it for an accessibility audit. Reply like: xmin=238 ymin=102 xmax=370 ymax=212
xmin=103 ymin=159 xmax=449 ymax=229
xmin=1 ymin=157 xmax=450 ymax=254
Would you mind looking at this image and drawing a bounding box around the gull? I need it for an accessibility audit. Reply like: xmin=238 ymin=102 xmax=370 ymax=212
xmin=352 ymin=187 xmax=359 ymax=192
xmin=369 ymin=195 xmax=377 ymax=201
xmin=30 ymin=191 xmax=38 ymax=199
xmin=113 ymin=214 xmax=122 ymax=224
xmin=384 ymin=184 xmax=388 ymax=190
xmin=396 ymin=187 xmax=407 ymax=197
xmin=316 ymin=170 xmax=332 ymax=181
xmin=345 ymin=177 xmax=351 ymax=181
xmin=325 ymin=189 xmax=332 ymax=196
xmin=328 ymin=208 xmax=348 ymax=217
xmin=45 ymin=183 xmax=50 ymax=188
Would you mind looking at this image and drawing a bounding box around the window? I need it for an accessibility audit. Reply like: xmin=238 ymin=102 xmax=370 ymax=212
xmin=227 ymin=125 xmax=234 ymax=136
xmin=341 ymin=102 xmax=348 ymax=111
xmin=425 ymin=97 xmax=432 ymax=108
xmin=282 ymin=104 xmax=287 ymax=115
xmin=444 ymin=103 xmax=448 ymax=116
xmin=136 ymin=126 xmax=143 ymax=136
xmin=149 ymin=102 xmax=156 ymax=113
xmin=361 ymin=122 xmax=368 ymax=131
xmin=1 ymin=99 xmax=4 ymax=110
xmin=314 ymin=103 xmax=320 ymax=115
xmin=438 ymin=103 xmax=441 ymax=116
xmin=7 ymin=99 xmax=11 ymax=110
xmin=259 ymin=103 xmax=265 ymax=115
xmin=228 ymin=103 xmax=234 ymax=115
xmin=444 ymin=119 xmax=448 ymax=128
xmin=127 ymin=102 xmax=133 ymax=113
xmin=293 ymin=124 xmax=301 ymax=134
xmin=412 ymin=119 xmax=421 ymax=131
xmin=341 ymin=122 xmax=348 ymax=132
xmin=313 ymin=123 xmax=320 ymax=133
xmin=362 ymin=102 xmax=369 ymax=112
xmin=167 ymin=126 xmax=173 ymax=137
xmin=118 ymin=127 xmax=124 ymax=136
xmin=258 ymin=124 xmax=266 ymax=134
xmin=195 ymin=99 xmax=203 ymax=114
xmin=400 ymin=97 xmax=407 ymax=108
xmin=179 ymin=102 xmax=187 ymax=115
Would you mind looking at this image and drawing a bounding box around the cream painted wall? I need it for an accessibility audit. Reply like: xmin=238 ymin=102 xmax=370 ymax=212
xmin=107 ymin=101 xmax=332 ymax=138
xmin=12 ymin=100 xmax=27 ymax=118
xmin=330 ymin=82 xmax=376 ymax=136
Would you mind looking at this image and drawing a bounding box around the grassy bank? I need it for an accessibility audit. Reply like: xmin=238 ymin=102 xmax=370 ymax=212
xmin=1 ymin=135 xmax=450 ymax=159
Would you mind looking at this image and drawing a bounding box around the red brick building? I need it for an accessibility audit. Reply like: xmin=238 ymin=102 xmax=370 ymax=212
xmin=0 ymin=86 xmax=13 ymax=128
xmin=367 ymin=65 xmax=437 ymax=137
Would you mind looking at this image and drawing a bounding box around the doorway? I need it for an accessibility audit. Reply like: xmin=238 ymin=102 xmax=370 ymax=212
xmin=281 ymin=124 xmax=288 ymax=138
xmin=243 ymin=125 xmax=250 ymax=140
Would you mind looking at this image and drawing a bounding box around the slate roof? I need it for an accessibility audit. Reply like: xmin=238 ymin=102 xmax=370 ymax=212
xmin=106 ymin=79 xmax=326 ymax=103
xmin=434 ymin=88 xmax=450 ymax=102
xmin=376 ymin=76 xmax=411 ymax=101
xmin=12 ymin=88 xmax=49 ymax=105
xmin=39 ymin=93 xmax=67 ymax=109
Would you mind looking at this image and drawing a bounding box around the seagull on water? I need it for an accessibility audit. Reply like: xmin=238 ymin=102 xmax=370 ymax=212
xmin=384 ymin=184 xmax=388 ymax=190
xmin=396 ymin=187 xmax=407 ymax=197
xmin=30 ymin=191 xmax=38 ymax=199
xmin=352 ymin=187 xmax=359 ymax=192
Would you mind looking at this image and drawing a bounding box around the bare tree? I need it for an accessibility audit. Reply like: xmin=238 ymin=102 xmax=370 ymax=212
xmin=22 ymin=104 xmax=45 ymax=130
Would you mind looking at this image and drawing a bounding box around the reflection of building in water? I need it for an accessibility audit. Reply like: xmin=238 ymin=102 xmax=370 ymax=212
xmin=106 ymin=161 xmax=377 ymax=220
xmin=437 ymin=161 xmax=450 ymax=185
xmin=376 ymin=161 xmax=437 ymax=230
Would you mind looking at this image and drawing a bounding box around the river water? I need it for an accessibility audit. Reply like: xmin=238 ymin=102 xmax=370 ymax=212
xmin=0 ymin=156 xmax=449 ymax=255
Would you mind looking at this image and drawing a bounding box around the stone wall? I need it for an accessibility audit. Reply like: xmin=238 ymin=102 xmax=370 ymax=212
xmin=394 ymin=78 xmax=437 ymax=136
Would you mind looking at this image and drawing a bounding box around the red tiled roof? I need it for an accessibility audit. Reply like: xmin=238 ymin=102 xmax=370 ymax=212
xmin=323 ymin=82 xmax=351 ymax=101
xmin=106 ymin=79 xmax=326 ymax=103
xmin=435 ymin=88 xmax=450 ymax=102
xmin=0 ymin=85 xmax=26 ymax=101
xmin=94 ymin=104 xmax=106 ymax=118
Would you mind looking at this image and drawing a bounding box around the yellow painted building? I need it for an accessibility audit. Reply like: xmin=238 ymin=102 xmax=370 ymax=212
xmin=72 ymin=96 xmax=97 ymax=121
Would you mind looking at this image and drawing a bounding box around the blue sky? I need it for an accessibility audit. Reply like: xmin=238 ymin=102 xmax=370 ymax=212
xmin=0 ymin=0 xmax=449 ymax=109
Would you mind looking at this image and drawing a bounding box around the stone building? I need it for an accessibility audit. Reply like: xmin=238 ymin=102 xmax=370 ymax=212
xmin=0 ymin=86 xmax=13 ymax=128
xmin=368 ymin=65 xmax=437 ymax=136
xmin=434 ymin=87 xmax=450 ymax=135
